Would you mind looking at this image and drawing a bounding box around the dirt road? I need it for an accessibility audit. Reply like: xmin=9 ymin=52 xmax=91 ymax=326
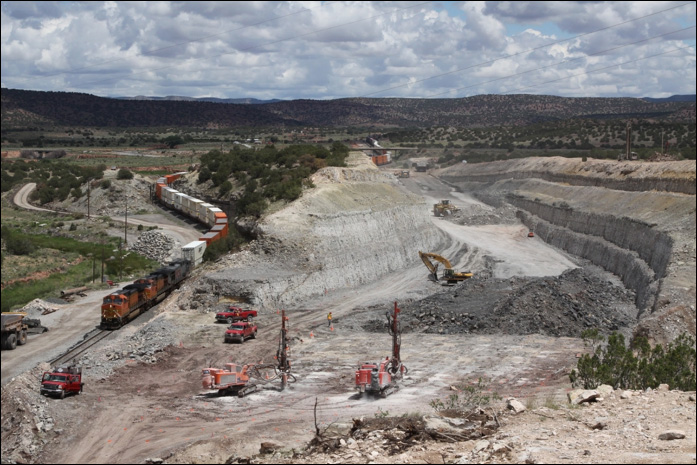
xmin=13 ymin=182 xmax=53 ymax=212
xmin=404 ymin=172 xmax=577 ymax=278
xmin=0 ymin=282 xmax=131 ymax=386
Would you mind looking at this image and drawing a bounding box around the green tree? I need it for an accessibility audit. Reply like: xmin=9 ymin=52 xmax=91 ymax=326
xmin=117 ymin=168 xmax=134 ymax=180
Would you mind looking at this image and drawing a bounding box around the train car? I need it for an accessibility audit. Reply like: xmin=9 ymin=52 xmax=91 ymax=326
xmin=101 ymin=259 xmax=191 ymax=329
xmin=199 ymin=231 xmax=221 ymax=245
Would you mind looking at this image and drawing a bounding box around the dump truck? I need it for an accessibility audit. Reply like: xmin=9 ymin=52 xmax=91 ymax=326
xmin=1 ymin=313 xmax=29 ymax=350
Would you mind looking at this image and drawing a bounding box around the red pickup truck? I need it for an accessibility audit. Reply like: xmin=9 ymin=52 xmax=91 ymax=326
xmin=40 ymin=365 xmax=83 ymax=399
xmin=224 ymin=322 xmax=258 ymax=343
xmin=216 ymin=306 xmax=257 ymax=324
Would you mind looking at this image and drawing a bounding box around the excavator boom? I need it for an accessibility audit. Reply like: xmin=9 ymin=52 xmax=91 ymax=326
xmin=418 ymin=251 xmax=473 ymax=284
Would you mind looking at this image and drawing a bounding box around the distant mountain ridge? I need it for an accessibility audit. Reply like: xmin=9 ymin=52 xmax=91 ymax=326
xmin=642 ymin=95 xmax=696 ymax=103
xmin=1 ymin=88 xmax=694 ymax=128
xmin=118 ymin=95 xmax=283 ymax=104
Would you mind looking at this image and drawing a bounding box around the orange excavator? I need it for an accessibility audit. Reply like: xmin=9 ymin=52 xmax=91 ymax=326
xmin=419 ymin=251 xmax=473 ymax=284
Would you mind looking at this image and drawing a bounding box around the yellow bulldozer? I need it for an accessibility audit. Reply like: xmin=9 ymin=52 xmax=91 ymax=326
xmin=433 ymin=199 xmax=459 ymax=217
xmin=418 ymin=251 xmax=473 ymax=285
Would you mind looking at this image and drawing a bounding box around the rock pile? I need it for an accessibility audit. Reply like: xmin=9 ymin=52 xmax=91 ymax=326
xmin=245 ymin=385 xmax=695 ymax=464
xmin=75 ymin=315 xmax=179 ymax=380
xmin=128 ymin=230 xmax=177 ymax=263
xmin=0 ymin=363 xmax=57 ymax=463
xmin=361 ymin=266 xmax=638 ymax=338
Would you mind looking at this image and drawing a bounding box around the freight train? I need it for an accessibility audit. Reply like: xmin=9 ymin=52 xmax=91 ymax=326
xmin=155 ymin=172 xmax=229 ymax=266
xmin=101 ymin=258 xmax=191 ymax=329
xmin=100 ymin=172 xmax=228 ymax=329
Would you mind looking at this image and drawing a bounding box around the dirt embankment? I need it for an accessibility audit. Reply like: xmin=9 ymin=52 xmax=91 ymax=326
xmin=199 ymin=152 xmax=450 ymax=309
xmin=438 ymin=157 xmax=696 ymax=344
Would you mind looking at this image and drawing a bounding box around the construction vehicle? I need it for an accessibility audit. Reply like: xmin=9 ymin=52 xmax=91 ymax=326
xmin=40 ymin=365 xmax=83 ymax=399
xmin=397 ymin=170 xmax=410 ymax=178
xmin=215 ymin=306 xmax=257 ymax=324
xmin=224 ymin=322 xmax=258 ymax=343
xmin=355 ymin=302 xmax=407 ymax=397
xmin=1 ymin=313 xmax=29 ymax=350
xmin=202 ymin=310 xmax=295 ymax=397
xmin=419 ymin=251 xmax=473 ymax=284
xmin=433 ymin=199 xmax=460 ymax=217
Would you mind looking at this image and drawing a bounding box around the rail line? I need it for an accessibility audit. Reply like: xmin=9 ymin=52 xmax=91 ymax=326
xmin=49 ymin=329 xmax=112 ymax=366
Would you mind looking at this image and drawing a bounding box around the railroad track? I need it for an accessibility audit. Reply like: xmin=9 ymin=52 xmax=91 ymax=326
xmin=49 ymin=329 xmax=112 ymax=366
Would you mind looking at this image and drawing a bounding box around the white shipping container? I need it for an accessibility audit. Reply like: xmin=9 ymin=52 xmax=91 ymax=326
xmin=190 ymin=199 xmax=204 ymax=219
xmin=207 ymin=207 xmax=223 ymax=226
xmin=182 ymin=240 xmax=206 ymax=267
xmin=174 ymin=192 xmax=187 ymax=209
xmin=181 ymin=195 xmax=193 ymax=215
xmin=199 ymin=203 xmax=214 ymax=223
xmin=163 ymin=187 xmax=177 ymax=206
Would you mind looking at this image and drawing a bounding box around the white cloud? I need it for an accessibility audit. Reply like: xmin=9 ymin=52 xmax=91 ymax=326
xmin=0 ymin=1 xmax=694 ymax=99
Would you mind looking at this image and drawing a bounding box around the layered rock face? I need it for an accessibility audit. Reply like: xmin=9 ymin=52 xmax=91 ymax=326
xmin=204 ymin=153 xmax=448 ymax=308
xmin=439 ymin=157 xmax=696 ymax=343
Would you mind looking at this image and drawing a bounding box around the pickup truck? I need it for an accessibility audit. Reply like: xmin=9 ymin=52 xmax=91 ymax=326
xmin=40 ymin=365 xmax=83 ymax=399
xmin=224 ymin=322 xmax=258 ymax=343
xmin=216 ymin=306 xmax=257 ymax=324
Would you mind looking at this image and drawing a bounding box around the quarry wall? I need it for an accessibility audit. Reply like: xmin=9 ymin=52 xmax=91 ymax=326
xmin=439 ymin=157 xmax=696 ymax=332
xmin=206 ymin=154 xmax=449 ymax=309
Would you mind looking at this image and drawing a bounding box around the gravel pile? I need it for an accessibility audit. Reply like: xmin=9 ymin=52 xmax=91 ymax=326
xmin=128 ymin=230 xmax=177 ymax=263
xmin=360 ymin=266 xmax=638 ymax=338
xmin=449 ymin=202 xmax=519 ymax=226
xmin=75 ymin=315 xmax=179 ymax=381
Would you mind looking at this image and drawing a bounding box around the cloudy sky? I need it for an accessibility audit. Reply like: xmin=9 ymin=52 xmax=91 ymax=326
xmin=1 ymin=1 xmax=695 ymax=100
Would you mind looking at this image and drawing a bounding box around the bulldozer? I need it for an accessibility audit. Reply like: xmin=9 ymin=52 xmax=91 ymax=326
xmin=419 ymin=251 xmax=473 ymax=285
xmin=433 ymin=199 xmax=459 ymax=217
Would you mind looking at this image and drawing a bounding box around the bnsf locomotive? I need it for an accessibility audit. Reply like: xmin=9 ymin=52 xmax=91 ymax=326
xmin=101 ymin=171 xmax=229 ymax=329
xmin=101 ymin=259 xmax=191 ymax=329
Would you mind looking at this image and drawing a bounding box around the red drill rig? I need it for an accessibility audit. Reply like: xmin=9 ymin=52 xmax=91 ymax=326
xmin=201 ymin=310 xmax=295 ymax=397
xmin=355 ymin=301 xmax=407 ymax=397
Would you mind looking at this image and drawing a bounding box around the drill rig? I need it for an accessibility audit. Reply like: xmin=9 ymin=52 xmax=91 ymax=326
xmin=201 ymin=310 xmax=295 ymax=397
xmin=355 ymin=302 xmax=407 ymax=397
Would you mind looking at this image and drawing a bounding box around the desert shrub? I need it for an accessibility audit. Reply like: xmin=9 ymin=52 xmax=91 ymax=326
xmin=219 ymin=180 xmax=233 ymax=196
xmin=5 ymin=233 xmax=35 ymax=255
xmin=430 ymin=378 xmax=501 ymax=413
xmin=69 ymin=223 xmax=78 ymax=231
xmin=117 ymin=168 xmax=133 ymax=180
xmin=202 ymin=228 xmax=245 ymax=262
xmin=100 ymin=179 xmax=111 ymax=189
xmin=570 ymin=329 xmax=696 ymax=391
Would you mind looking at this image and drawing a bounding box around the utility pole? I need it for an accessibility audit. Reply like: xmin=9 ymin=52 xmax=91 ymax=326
xmin=87 ymin=180 xmax=91 ymax=219
xmin=626 ymin=122 xmax=631 ymax=161
xmin=124 ymin=195 xmax=128 ymax=245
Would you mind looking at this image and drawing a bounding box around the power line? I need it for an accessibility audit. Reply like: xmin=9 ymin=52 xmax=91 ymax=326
xmin=424 ymin=25 xmax=696 ymax=99
xmin=360 ymin=1 xmax=694 ymax=98
xmin=503 ymin=45 xmax=693 ymax=95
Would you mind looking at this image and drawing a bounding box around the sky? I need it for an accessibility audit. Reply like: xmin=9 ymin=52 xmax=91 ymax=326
xmin=1 ymin=1 xmax=695 ymax=100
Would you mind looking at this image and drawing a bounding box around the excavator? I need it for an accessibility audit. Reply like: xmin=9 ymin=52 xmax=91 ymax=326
xmin=419 ymin=251 xmax=473 ymax=284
